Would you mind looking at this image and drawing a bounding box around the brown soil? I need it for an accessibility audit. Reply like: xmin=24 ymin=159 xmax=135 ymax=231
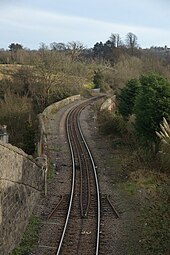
xmin=31 ymin=98 xmax=141 ymax=255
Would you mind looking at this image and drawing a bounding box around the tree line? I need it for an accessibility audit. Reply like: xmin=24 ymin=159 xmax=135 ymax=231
xmin=0 ymin=32 xmax=170 ymax=155
xmin=118 ymin=74 xmax=170 ymax=147
xmin=1 ymin=32 xmax=169 ymax=65
xmin=1 ymin=32 xmax=169 ymax=255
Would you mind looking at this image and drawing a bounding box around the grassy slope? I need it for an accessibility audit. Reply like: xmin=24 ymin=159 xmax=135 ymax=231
xmin=97 ymin=110 xmax=170 ymax=255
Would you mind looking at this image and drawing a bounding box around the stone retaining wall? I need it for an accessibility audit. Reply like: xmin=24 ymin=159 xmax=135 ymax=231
xmin=38 ymin=94 xmax=81 ymax=156
xmin=0 ymin=141 xmax=44 ymax=255
xmin=0 ymin=95 xmax=81 ymax=254
xmin=42 ymin=94 xmax=81 ymax=119
xmin=100 ymin=95 xmax=116 ymax=112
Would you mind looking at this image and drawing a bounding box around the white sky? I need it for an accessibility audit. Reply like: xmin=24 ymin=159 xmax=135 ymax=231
xmin=0 ymin=0 xmax=170 ymax=49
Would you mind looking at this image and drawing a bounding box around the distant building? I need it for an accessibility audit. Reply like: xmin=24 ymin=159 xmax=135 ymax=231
xmin=0 ymin=124 xmax=9 ymax=143
xmin=142 ymin=45 xmax=170 ymax=58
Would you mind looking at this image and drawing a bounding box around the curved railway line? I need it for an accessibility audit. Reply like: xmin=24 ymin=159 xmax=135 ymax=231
xmin=33 ymin=97 xmax=119 ymax=255
xmin=56 ymin=98 xmax=101 ymax=254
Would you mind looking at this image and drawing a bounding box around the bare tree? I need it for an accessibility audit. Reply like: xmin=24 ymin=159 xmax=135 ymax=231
xmin=8 ymin=43 xmax=23 ymax=63
xmin=125 ymin=32 xmax=138 ymax=54
xmin=50 ymin=42 xmax=66 ymax=51
xmin=31 ymin=50 xmax=60 ymax=109
xmin=110 ymin=33 xmax=123 ymax=47
xmin=66 ymin=41 xmax=85 ymax=60
xmin=39 ymin=42 xmax=49 ymax=52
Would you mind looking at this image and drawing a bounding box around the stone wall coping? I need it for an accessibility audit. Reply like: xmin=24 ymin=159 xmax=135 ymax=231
xmin=42 ymin=95 xmax=81 ymax=117
xmin=0 ymin=140 xmax=42 ymax=168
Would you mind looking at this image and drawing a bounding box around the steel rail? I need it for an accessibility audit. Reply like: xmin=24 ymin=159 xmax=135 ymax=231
xmin=77 ymin=125 xmax=91 ymax=218
xmin=55 ymin=99 xmax=101 ymax=255
xmin=77 ymin=108 xmax=101 ymax=255
xmin=68 ymin=104 xmax=91 ymax=218
xmin=47 ymin=195 xmax=63 ymax=220
xmin=55 ymin=106 xmax=76 ymax=255
xmin=68 ymin=107 xmax=85 ymax=217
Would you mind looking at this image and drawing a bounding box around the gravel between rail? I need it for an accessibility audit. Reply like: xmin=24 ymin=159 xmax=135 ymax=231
xmin=31 ymin=98 xmax=141 ymax=255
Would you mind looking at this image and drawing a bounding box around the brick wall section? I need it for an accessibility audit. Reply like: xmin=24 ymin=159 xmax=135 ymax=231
xmin=0 ymin=141 xmax=44 ymax=255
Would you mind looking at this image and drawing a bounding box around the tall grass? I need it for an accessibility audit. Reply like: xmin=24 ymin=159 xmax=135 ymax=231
xmin=98 ymin=110 xmax=127 ymax=137
xmin=156 ymin=117 xmax=170 ymax=171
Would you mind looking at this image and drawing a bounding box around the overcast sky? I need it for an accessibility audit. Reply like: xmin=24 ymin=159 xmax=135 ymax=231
xmin=0 ymin=0 xmax=170 ymax=49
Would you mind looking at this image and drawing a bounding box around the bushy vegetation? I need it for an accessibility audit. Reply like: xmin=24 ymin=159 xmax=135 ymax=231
xmin=1 ymin=36 xmax=170 ymax=254
xmin=0 ymin=47 xmax=115 ymax=154
xmin=1 ymin=35 xmax=170 ymax=156
xmin=11 ymin=216 xmax=41 ymax=255
xmin=134 ymin=74 xmax=170 ymax=144
xmin=93 ymin=69 xmax=103 ymax=89
xmin=0 ymin=91 xmax=35 ymax=150
xmin=97 ymin=72 xmax=170 ymax=255
xmin=156 ymin=118 xmax=170 ymax=170
xmin=141 ymin=181 xmax=170 ymax=255
xmin=117 ymin=73 xmax=170 ymax=146
xmin=98 ymin=110 xmax=127 ymax=138
xmin=118 ymin=78 xmax=140 ymax=118
xmin=98 ymin=107 xmax=170 ymax=254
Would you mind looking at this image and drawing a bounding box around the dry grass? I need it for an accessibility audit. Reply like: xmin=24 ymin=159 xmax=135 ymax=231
xmin=0 ymin=64 xmax=22 ymax=80
xmin=156 ymin=118 xmax=170 ymax=170
xmin=97 ymin=109 xmax=170 ymax=254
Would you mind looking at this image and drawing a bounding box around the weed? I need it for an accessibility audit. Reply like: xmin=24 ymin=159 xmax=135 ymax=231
xmin=11 ymin=216 xmax=41 ymax=255
xmin=156 ymin=118 xmax=170 ymax=171
xmin=50 ymin=107 xmax=58 ymax=115
xmin=124 ymin=182 xmax=138 ymax=195
xmin=47 ymin=168 xmax=55 ymax=179
xmin=140 ymin=181 xmax=170 ymax=255
xmin=96 ymin=104 xmax=170 ymax=254
xmin=47 ymin=161 xmax=55 ymax=179
xmin=98 ymin=110 xmax=127 ymax=137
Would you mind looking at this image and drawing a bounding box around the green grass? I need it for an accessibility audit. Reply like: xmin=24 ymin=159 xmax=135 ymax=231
xmin=116 ymin=171 xmax=170 ymax=255
xmin=96 ymin=108 xmax=170 ymax=254
xmin=47 ymin=161 xmax=55 ymax=179
xmin=124 ymin=181 xmax=139 ymax=195
xmin=50 ymin=107 xmax=58 ymax=115
xmin=11 ymin=216 xmax=41 ymax=255
xmin=140 ymin=182 xmax=170 ymax=255
xmin=48 ymin=144 xmax=61 ymax=152
xmin=122 ymin=171 xmax=170 ymax=255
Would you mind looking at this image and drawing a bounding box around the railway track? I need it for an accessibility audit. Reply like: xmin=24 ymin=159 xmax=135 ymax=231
xmin=56 ymin=98 xmax=101 ymax=254
xmin=33 ymin=97 xmax=119 ymax=255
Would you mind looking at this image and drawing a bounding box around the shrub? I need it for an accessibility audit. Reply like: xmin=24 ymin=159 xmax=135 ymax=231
xmin=22 ymin=121 xmax=36 ymax=155
xmin=118 ymin=78 xmax=140 ymax=118
xmin=98 ymin=110 xmax=127 ymax=137
xmin=11 ymin=216 xmax=41 ymax=255
xmin=134 ymin=73 xmax=170 ymax=144
xmin=141 ymin=182 xmax=170 ymax=255
xmin=93 ymin=69 xmax=103 ymax=89
xmin=0 ymin=91 xmax=32 ymax=144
